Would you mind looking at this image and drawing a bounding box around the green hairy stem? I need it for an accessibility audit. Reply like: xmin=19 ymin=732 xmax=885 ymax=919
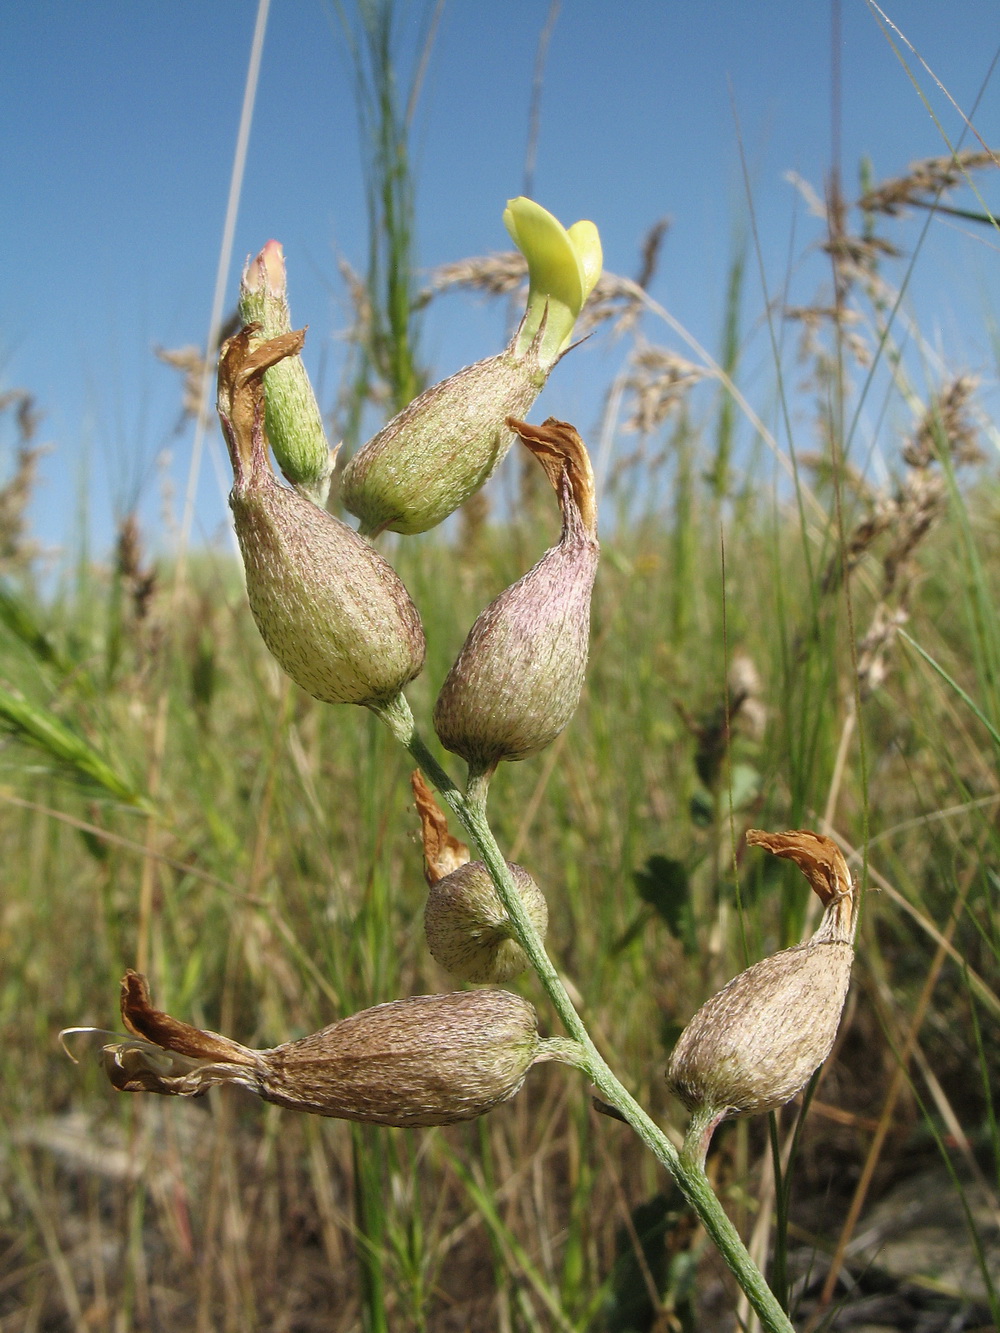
xmin=372 ymin=692 xmax=794 ymax=1333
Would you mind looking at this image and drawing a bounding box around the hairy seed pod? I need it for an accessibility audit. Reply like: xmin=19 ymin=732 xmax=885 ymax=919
xmin=667 ymin=830 xmax=855 ymax=1147
xmin=101 ymin=972 xmax=544 ymax=1127
xmin=340 ymin=338 xmax=546 ymax=537
xmin=411 ymin=771 xmax=547 ymax=983
xmin=425 ymin=861 xmax=548 ymax=984
xmin=340 ymin=198 xmax=602 ymax=538
xmin=217 ymin=327 xmax=425 ymax=708
xmin=433 ymin=418 xmax=599 ymax=773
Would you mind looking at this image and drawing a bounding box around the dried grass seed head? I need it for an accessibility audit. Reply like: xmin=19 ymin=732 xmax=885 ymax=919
xmin=860 ymin=148 xmax=999 ymax=217
xmin=621 ymin=342 xmax=708 ymax=435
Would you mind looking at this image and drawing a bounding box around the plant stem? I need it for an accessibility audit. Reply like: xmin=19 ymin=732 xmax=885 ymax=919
xmin=374 ymin=691 xmax=794 ymax=1333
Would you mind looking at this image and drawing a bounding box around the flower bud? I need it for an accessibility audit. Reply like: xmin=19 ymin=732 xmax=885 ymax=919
xmin=98 ymin=971 xmax=544 ymax=1127
xmin=667 ymin=830 xmax=855 ymax=1149
xmin=412 ymin=772 xmax=547 ymax=982
xmin=239 ymin=241 xmax=334 ymax=506
xmin=433 ymin=418 xmax=599 ymax=774
xmin=339 ymin=199 xmax=602 ymax=537
xmin=217 ymin=326 xmax=425 ymax=708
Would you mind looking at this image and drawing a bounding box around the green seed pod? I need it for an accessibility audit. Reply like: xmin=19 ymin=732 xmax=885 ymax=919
xmin=101 ymin=972 xmax=543 ymax=1127
xmin=340 ymin=339 xmax=546 ymax=537
xmin=238 ymin=241 xmax=334 ymax=506
xmin=667 ymin=830 xmax=856 ymax=1157
xmin=433 ymin=418 xmax=599 ymax=774
xmin=217 ymin=326 xmax=425 ymax=708
xmin=340 ymin=198 xmax=602 ymax=537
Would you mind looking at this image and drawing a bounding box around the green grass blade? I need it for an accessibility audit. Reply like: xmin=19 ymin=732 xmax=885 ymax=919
xmin=0 ymin=681 xmax=148 ymax=807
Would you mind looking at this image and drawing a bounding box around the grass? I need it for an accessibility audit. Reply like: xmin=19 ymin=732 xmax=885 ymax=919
xmin=2 ymin=424 xmax=1000 ymax=1327
xmin=3 ymin=11 xmax=1000 ymax=1326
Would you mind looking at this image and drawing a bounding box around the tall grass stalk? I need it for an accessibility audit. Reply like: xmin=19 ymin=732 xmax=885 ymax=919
xmin=337 ymin=0 xmax=439 ymax=445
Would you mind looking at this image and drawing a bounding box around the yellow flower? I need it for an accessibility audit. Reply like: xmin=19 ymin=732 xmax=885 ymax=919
xmin=503 ymin=197 xmax=603 ymax=367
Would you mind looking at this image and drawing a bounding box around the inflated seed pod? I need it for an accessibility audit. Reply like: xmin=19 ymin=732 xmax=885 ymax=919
xmin=340 ymin=198 xmax=602 ymax=537
xmin=433 ymin=418 xmax=599 ymax=775
xmin=101 ymin=971 xmax=545 ymax=1127
xmin=217 ymin=327 xmax=425 ymax=709
xmin=341 ymin=338 xmax=546 ymax=537
xmin=667 ymin=830 xmax=856 ymax=1158
xmin=411 ymin=771 xmax=547 ymax=983
xmin=424 ymin=862 xmax=548 ymax=984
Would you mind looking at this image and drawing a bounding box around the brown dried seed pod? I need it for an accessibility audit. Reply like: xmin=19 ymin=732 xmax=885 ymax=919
xmin=433 ymin=418 xmax=599 ymax=773
xmin=103 ymin=972 xmax=543 ymax=1127
xmin=667 ymin=830 xmax=855 ymax=1140
xmin=217 ymin=327 xmax=425 ymax=707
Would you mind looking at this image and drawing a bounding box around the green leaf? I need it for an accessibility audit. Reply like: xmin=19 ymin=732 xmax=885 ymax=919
xmin=633 ymin=855 xmax=695 ymax=953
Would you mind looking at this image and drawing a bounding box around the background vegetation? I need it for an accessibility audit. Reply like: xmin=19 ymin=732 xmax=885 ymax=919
xmin=1 ymin=8 xmax=999 ymax=1330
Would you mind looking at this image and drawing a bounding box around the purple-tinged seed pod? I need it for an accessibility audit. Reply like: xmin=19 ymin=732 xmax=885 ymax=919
xmin=425 ymin=861 xmax=548 ymax=984
xmin=433 ymin=417 xmax=599 ymax=776
xmin=411 ymin=771 xmax=548 ymax=983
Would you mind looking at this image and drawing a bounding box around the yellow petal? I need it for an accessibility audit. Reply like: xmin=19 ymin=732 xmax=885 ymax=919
xmin=503 ymin=197 xmax=602 ymax=366
xmin=504 ymin=196 xmax=584 ymax=311
xmin=567 ymin=220 xmax=603 ymax=301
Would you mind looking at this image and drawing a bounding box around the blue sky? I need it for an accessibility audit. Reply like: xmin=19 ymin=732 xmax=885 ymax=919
xmin=3 ymin=1 xmax=999 ymax=561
